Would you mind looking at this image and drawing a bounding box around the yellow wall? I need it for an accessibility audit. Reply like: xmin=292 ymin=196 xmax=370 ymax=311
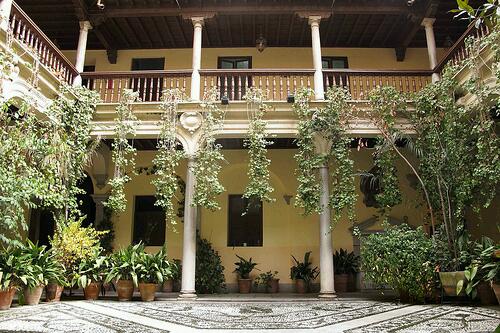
xmin=63 ymin=47 xmax=445 ymax=71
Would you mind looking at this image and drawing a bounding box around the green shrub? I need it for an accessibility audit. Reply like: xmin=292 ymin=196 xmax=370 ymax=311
xmin=195 ymin=235 xmax=225 ymax=293
xmin=359 ymin=224 xmax=435 ymax=302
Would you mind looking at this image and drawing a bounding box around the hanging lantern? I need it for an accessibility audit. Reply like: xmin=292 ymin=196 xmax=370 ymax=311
xmin=256 ymin=35 xmax=267 ymax=53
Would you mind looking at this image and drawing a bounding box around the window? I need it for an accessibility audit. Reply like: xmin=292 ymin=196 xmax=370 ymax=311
xmin=322 ymin=56 xmax=349 ymax=89
xmin=130 ymin=58 xmax=165 ymax=102
xmin=218 ymin=57 xmax=252 ymax=100
xmin=227 ymin=195 xmax=263 ymax=247
xmin=133 ymin=196 xmax=166 ymax=246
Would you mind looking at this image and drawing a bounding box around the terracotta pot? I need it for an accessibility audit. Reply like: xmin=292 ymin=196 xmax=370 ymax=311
xmin=238 ymin=279 xmax=252 ymax=293
xmin=477 ymin=281 xmax=497 ymax=305
xmin=116 ymin=280 xmax=134 ymax=301
xmin=24 ymin=285 xmax=44 ymax=305
xmin=348 ymin=273 xmax=357 ymax=292
xmin=491 ymin=282 xmax=500 ymax=304
xmin=334 ymin=273 xmax=349 ymax=293
xmin=266 ymin=279 xmax=279 ymax=293
xmin=45 ymin=283 xmax=64 ymax=302
xmin=138 ymin=283 xmax=157 ymax=302
xmin=439 ymin=271 xmax=466 ymax=296
xmin=84 ymin=282 xmax=101 ymax=300
xmin=295 ymin=279 xmax=308 ymax=293
xmin=162 ymin=279 xmax=173 ymax=293
xmin=0 ymin=288 xmax=16 ymax=310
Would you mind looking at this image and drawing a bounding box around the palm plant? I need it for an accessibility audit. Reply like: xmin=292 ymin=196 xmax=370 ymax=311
xmin=18 ymin=241 xmax=65 ymax=290
xmin=106 ymin=243 xmax=144 ymax=286
xmin=233 ymin=255 xmax=258 ymax=279
xmin=290 ymin=251 xmax=319 ymax=283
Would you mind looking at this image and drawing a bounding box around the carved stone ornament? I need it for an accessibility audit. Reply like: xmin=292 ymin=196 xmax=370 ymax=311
xmin=180 ymin=111 xmax=203 ymax=133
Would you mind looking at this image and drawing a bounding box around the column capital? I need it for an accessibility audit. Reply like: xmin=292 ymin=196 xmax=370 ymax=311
xmin=91 ymin=194 xmax=109 ymax=205
xmin=79 ymin=20 xmax=93 ymax=31
xmin=191 ymin=16 xmax=205 ymax=27
xmin=308 ymin=15 xmax=323 ymax=26
xmin=421 ymin=17 xmax=436 ymax=28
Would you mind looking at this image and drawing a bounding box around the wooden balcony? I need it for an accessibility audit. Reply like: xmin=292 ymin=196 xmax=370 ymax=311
xmin=81 ymin=69 xmax=433 ymax=103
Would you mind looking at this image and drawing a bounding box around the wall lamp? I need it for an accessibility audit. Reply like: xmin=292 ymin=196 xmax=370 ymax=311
xmin=221 ymin=96 xmax=229 ymax=105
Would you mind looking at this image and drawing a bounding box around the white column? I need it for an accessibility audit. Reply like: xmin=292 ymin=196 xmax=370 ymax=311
xmin=309 ymin=16 xmax=325 ymax=101
xmin=318 ymin=165 xmax=336 ymax=298
xmin=73 ymin=21 xmax=92 ymax=86
xmin=422 ymin=18 xmax=440 ymax=83
xmin=190 ymin=17 xmax=203 ymax=101
xmin=0 ymin=0 xmax=13 ymax=32
xmin=180 ymin=157 xmax=197 ymax=298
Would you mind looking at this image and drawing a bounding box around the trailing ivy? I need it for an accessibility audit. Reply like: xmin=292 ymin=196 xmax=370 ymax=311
xmin=105 ymin=89 xmax=140 ymax=213
xmin=152 ymin=89 xmax=185 ymax=224
xmin=192 ymin=88 xmax=225 ymax=211
xmin=242 ymin=88 xmax=275 ymax=204
xmin=293 ymin=86 xmax=357 ymax=225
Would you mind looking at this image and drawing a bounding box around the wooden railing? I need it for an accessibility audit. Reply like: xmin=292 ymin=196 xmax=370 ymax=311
xmin=323 ymin=69 xmax=432 ymax=100
xmin=9 ymin=2 xmax=78 ymax=85
xmin=80 ymin=70 xmax=192 ymax=103
xmin=434 ymin=22 xmax=490 ymax=74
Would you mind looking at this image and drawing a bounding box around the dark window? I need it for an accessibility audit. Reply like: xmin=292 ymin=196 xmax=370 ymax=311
xmin=130 ymin=58 xmax=165 ymax=102
xmin=322 ymin=56 xmax=349 ymax=89
xmin=227 ymin=195 xmax=263 ymax=247
xmin=133 ymin=196 xmax=166 ymax=246
xmin=218 ymin=57 xmax=252 ymax=100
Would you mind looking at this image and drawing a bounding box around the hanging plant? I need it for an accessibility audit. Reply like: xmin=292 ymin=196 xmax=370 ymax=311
xmin=151 ymin=89 xmax=185 ymax=224
xmin=293 ymin=86 xmax=357 ymax=225
xmin=105 ymin=89 xmax=140 ymax=213
xmin=242 ymin=88 xmax=275 ymax=205
xmin=192 ymin=88 xmax=226 ymax=211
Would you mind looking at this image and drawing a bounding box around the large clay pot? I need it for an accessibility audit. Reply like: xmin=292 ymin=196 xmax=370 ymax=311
xmin=334 ymin=274 xmax=349 ymax=293
xmin=491 ymin=282 xmax=500 ymax=304
xmin=267 ymin=279 xmax=279 ymax=293
xmin=0 ymin=288 xmax=16 ymax=310
xmin=46 ymin=283 xmax=64 ymax=302
xmin=84 ymin=282 xmax=101 ymax=300
xmin=116 ymin=280 xmax=134 ymax=301
xmin=162 ymin=279 xmax=173 ymax=293
xmin=138 ymin=283 xmax=157 ymax=302
xmin=24 ymin=285 xmax=44 ymax=305
xmin=295 ymin=279 xmax=308 ymax=293
xmin=238 ymin=279 xmax=252 ymax=293
xmin=477 ymin=281 xmax=497 ymax=305
xmin=439 ymin=271 xmax=466 ymax=296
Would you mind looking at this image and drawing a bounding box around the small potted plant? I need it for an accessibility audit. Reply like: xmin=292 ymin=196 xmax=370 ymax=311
xmin=45 ymin=260 xmax=67 ymax=302
xmin=233 ymin=255 xmax=258 ymax=293
xmin=106 ymin=243 xmax=143 ymax=301
xmin=163 ymin=259 xmax=180 ymax=293
xmin=290 ymin=251 xmax=319 ymax=293
xmin=0 ymin=246 xmax=23 ymax=310
xmin=74 ymin=253 xmax=109 ymax=301
xmin=137 ymin=249 xmax=170 ymax=302
xmin=333 ymin=249 xmax=359 ymax=293
xmin=254 ymin=271 xmax=279 ymax=293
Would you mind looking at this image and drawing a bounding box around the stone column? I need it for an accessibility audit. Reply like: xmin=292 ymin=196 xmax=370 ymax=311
xmin=318 ymin=165 xmax=336 ymax=298
xmin=73 ymin=21 xmax=92 ymax=86
xmin=309 ymin=16 xmax=325 ymax=101
xmin=0 ymin=0 xmax=13 ymax=32
xmin=190 ymin=17 xmax=203 ymax=101
xmin=91 ymin=194 xmax=109 ymax=226
xmin=180 ymin=157 xmax=197 ymax=298
xmin=422 ymin=18 xmax=440 ymax=83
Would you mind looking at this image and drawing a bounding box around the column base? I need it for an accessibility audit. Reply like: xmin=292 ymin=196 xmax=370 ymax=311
xmin=178 ymin=291 xmax=197 ymax=300
xmin=318 ymin=292 xmax=337 ymax=299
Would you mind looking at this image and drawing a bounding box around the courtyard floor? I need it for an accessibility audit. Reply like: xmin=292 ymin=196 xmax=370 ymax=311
xmin=0 ymin=294 xmax=498 ymax=332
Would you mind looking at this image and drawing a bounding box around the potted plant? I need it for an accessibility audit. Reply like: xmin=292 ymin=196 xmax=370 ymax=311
xmin=163 ymin=258 xmax=180 ymax=293
xmin=233 ymin=255 xmax=258 ymax=293
xmin=45 ymin=260 xmax=67 ymax=302
xmin=106 ymin=243 xmax=143 ymax=301
xmin=333 ymin=249 xmax=359 ymax=292
xmin=0 ymin=246 xmax=23 ymax=310
xmin=290 ymin=251 xmax=319 ymax=293
xmin=74 ymin=253 xmax=109 ymax=301
xmin=254 ymin=271 xmax=279 ymax=293
xmin=137 ymin=249 xmax=170 ymax=301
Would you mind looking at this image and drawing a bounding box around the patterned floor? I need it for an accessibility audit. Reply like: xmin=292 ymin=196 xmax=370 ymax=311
xmin=0 ymin=299 xmax=498 ymax=332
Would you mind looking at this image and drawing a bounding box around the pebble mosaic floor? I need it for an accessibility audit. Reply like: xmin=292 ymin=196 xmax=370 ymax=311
xmin=0 ymin=299 xmax=498 ymax=332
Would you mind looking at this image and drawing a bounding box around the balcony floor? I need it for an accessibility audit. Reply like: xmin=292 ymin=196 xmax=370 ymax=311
xmin=1 ymin=294 xmax=498 ymax=332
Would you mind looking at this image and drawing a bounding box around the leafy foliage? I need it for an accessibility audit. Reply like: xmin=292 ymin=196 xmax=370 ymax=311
xmin=106 ymin=89 xmax=140 ymax=213
xmin=152 ymin=89 xmax=185 ymax=224
xmin=0 ymin=245 xmax=25 ymax=290
xmin=73 ymin=252 xmax=109 ymax=288
xmin=106 ymin=243 xmax=144 ymax=287
xmin=333 ymin=249 xmax=359 ymax=275
xmin=193 ymin=88 xmax=226 ymax=211
xmin=290 ymin=251 xmax=319 ymax=282
xmin=233 ymin=255 xmax=259 ymax=279
xmin=452 ymin=0 xmax=499 ymax=27
xmin=242 ymin=88 xmax=275 ymax=204
xmin=95 ymin=206 xmax=115 ymax=254
xmin=195 ymin=235 xmax=225 ymax=293
xmin=359 ymin=224 xmax=435 ymax=303
xmin=137 ymin=247 xmax=172 ymax=284
xmin=253 ymin=270 xmax=279 ymax=288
